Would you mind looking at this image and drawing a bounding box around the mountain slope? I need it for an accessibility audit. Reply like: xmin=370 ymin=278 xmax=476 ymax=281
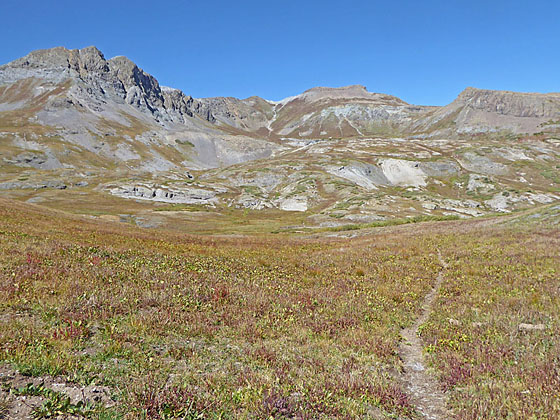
xmin=0 ymin=46 xmax=280 ymax=172
xmin=415 ymin=87 xmax=560 ymax=136
xmin=0 ymin=46 xmax=559 ymax=227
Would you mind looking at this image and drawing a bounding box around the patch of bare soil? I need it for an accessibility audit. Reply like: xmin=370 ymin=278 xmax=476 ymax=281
xmin=0 ymin=366 xmax=113 ymax=419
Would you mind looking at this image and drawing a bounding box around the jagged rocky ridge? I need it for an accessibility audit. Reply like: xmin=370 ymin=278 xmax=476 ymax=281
xmin=0 ymin=46 xmax=559 ymax=222
xmin=2 ymin=46 xmax=560 ymax=140
xmin=0 ymin=46 xmax=214 ymax=124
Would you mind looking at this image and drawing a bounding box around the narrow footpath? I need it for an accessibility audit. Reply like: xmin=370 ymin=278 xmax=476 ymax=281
xmin=398 ymin=251 xmax=452 ymax=420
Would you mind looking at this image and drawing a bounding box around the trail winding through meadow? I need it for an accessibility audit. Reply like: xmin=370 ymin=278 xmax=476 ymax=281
xmin=398 ymin=251 xmax=452 ymax=420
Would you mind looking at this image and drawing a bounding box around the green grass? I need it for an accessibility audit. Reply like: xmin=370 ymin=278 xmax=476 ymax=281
xmin=312 ymin=214 xmax=462 ymax=233
xmin=152 ymin=203 xmax=211 ymax=212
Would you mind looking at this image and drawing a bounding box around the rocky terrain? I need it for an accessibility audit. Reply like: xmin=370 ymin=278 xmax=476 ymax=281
xmin=0 ymin=46 xmax=559 ymax=228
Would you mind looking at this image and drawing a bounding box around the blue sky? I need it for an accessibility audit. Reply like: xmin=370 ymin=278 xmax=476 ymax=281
xmin=1 ymin=0 xmax=558 ymax=105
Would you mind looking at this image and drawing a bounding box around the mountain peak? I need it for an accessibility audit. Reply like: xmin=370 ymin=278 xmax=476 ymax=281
xmin=302 ymin=84 xmax=369 ymax=99
xmin=269 ymin=85 xmax=391 ymax=106
xmin=295 ymin=84 xmax=407 ymax=105
xmin=304 ymin=84 xmax=367 ymax=94
xmin=4 ymin=46 xmax=71 ymax=69
xmin=108 ymin=55 xmax=136 ymax=67
xmin=77 ymin=46 xmax=104 ymax=58
xmin=2 ymin=46 xmax=107 ymax=71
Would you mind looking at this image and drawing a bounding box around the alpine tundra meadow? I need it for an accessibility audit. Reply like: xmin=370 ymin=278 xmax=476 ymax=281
xmin=0 ymin=1 xmax=559 ymax=418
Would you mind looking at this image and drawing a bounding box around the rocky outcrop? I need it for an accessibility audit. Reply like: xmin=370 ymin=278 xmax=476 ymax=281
xmin=0 ymin=46 xmax=214 ymax=125
xmin=2 ymin=46 xmax=559 ymax=222
xmin=3 ymin=46 xmax=560 ymax=140
xmin=456 ymin=87 xmax=560 ymax=119
xmin=417 ymin=87 xmax=560 ymax=135
xmin=108 ymin=183 xmax=223 ymax=205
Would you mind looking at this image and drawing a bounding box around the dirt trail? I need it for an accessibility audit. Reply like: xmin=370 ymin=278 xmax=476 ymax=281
xmin=399 ymin=251 xmax=452 ymax=419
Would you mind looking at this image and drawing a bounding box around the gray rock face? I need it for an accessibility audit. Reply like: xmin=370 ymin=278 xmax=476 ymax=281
xmin=0 ymin=180 xmax=67 ymax=190
xmin=108 ymin=184 xmax=222 ymax=205
xmin=0 ymin=46 xmax=292 ymax=171
xmin=0 ymin=46 xmax=210 ymax=125
xmin=459 ymin=152 xmax=509 ymax=176
xmin=457 ymin=87 xmax=560 ymax=119
xmin=195 ymin=96 xmax=269 ymax=129
xmin=419 ymin=87 xmax=560 ymax=135
xmin=419 ymin=161 xmax=460 ymax=177
xmin=3 ymin=46 xmax=560 ymax=144
xmin=0 ymin=45 xmax=559 ymax=222
xmin=327 ymin=162 xmax=390 ymax=190
xmin=161 ymin=87 xmax=195 ymax=121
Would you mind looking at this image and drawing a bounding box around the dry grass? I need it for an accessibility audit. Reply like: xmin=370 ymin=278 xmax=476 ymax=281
xmin=0 ymin=198 xmax=558 ymax=418
xmin=420 ymin=226 xmax=560 ymax=419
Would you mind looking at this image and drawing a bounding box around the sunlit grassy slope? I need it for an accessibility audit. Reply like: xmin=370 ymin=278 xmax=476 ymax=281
xmin=0 ymin=198 xmax=558 ymax=419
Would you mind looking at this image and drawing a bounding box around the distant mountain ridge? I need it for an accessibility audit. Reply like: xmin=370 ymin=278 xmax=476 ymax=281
xmin=0 ymin=46 xmax=559 ymax=224
xmin=2 ymin=46 xmax=560 ymax=145
xmin=0 ymin=46 xmax=213 ymax=125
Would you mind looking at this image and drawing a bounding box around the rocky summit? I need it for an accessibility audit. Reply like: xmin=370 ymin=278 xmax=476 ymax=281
xmin=0 ymin=46 xmax=559 ymax=229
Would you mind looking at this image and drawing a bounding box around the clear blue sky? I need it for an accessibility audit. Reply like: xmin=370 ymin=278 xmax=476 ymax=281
xmin=1 ymin=0 xmax=558 ymax=105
